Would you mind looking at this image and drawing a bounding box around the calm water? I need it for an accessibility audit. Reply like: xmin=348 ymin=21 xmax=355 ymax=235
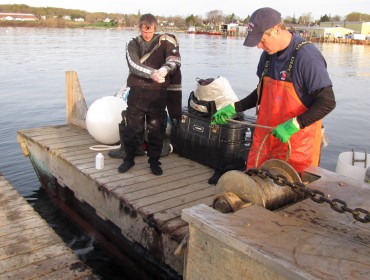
xmin=1 ymin=27 xmax=370 ymax=278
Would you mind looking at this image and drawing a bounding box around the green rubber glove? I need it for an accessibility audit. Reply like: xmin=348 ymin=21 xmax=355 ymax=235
xmin=211 ymin=104 xmax=236 ymax=125
xmin=272 ymin=118 xmax=300 ymax=143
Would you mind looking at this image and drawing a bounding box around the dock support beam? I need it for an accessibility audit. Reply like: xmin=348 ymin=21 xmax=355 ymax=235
xmin=65 ymin=71 xmax=88 ymax=128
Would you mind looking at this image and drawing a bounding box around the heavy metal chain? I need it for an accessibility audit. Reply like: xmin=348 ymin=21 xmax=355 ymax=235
xmin=246 ymin=168 xmax=370 ymax=223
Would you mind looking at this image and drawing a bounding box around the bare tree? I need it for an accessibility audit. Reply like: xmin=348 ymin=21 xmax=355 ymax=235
xmin=298 ymin=12 xmax=313 ymax=25
xmin=330 ymin=15 xmax=341 ymax=21
xmin=205 ymin=10 xmax=224 ymax=25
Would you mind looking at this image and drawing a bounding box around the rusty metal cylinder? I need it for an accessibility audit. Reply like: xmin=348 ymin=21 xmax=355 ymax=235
xmin=214 ymin=160 xmax=304 ymax=211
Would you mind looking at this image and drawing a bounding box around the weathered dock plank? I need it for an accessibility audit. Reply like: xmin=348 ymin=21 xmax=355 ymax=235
xmin=17 ymin=123 xmax=215 ymax=277
xmin=0 ymin=173 xmax=98 ymax=279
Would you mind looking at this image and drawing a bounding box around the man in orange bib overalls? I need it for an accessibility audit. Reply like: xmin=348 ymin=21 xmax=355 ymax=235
xmin=212 ymin=7 xmax=336 ymax=175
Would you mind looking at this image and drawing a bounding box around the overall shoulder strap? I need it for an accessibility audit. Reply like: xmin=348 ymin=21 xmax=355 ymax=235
xmin=285 ymin=41 xmax=312 ymax=82
xmin=255 ymin=56 xmax=270 ymax=114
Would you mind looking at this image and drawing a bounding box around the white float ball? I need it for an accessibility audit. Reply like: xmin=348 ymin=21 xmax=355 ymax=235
xmin=86 ymin=96 xmax=127 ymax=145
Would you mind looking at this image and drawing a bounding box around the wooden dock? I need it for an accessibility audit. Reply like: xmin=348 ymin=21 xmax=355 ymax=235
xmin=17 ymin=123 xmax=215 ymax=278
xmin=14 ymin=71 xmax=216 ymax=278
xmin=16 ymin=71 xmax=370 ymax=279
xmin=0 ymin=173 xmax=98 ymax=279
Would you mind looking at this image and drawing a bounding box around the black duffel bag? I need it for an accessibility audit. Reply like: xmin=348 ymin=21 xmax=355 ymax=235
xmin=188 ymin=91 xmax=217 ymax=119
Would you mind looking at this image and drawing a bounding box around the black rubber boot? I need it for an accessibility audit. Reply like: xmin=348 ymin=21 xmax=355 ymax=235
xmin=108 ymin=148 xmax=126 ymax=159
xmin=118 ymin=142 xmax=136 ymax=173
xmin=109 ymin=122 xmax=126 ymax=159
xmin=118 ymin=160 xmax=135 ymax=173
xmin=108 ymin=123 xmax=145 ymax=159
xmin=109 ymin=145 xmax=145 ymax=158
xmin=169 ymin=118 xmax=180 ymax=154
xmin=148 ymin=158 xmax=162 ymax=176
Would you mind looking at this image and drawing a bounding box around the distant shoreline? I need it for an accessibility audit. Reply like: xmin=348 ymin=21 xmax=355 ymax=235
xmin=0 ymin=20 xmax=185 ymax=33
xmin=0 ymin=20 xmax=128 ymax=29
xmin=0 ymin=24 xmax=186 ymax=35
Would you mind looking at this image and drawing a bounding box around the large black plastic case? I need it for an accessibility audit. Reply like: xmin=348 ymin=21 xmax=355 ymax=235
xmin=171 ymin=110 xmax=256 ymax=169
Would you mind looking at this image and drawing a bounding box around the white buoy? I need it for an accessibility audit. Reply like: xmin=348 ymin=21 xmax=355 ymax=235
xmin=335 ymin=151 xmax=370 ymax=182
xmin=86 ymin=96 xmax=127 ymax=145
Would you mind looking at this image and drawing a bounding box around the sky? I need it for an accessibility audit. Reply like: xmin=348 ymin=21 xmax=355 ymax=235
xmin=1 ymin=0 xmax=369 ymax=20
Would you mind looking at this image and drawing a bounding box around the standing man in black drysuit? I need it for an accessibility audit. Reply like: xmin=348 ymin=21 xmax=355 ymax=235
xmin=118 ymin=13 xmax=181 ymax=175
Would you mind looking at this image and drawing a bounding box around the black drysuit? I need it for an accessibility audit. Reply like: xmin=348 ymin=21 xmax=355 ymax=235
xmin=124 ymin=33 xmax=181 ymax=162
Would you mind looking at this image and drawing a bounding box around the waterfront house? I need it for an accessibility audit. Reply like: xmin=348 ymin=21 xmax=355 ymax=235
xmin=297 ymin=26 xmax=354 ymax=39
xmin=220 ymin=23 xmax=247 ymax=36
xmin=320 ymin=21 xmax=370 ymax=36
xmin=0 ymin=13 xmax=37 ymax=21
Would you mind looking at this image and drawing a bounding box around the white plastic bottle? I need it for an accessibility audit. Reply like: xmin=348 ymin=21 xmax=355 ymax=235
xmin=96 ymin=153 xmax=104 ymax=170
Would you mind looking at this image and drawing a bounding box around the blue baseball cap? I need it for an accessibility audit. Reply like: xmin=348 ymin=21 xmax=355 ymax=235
xmin=243 ymin=7 xmax=282 ymax=47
